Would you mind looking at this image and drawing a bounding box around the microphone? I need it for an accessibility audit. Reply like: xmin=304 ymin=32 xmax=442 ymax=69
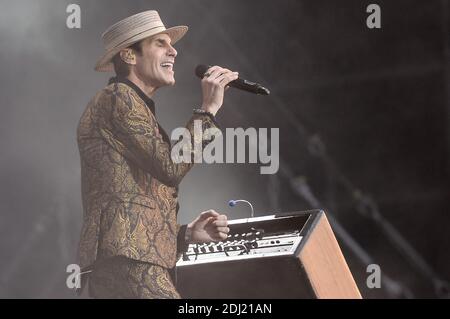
xmin=228 ymin=199 xmax=255 ymax=218
xmin=195 ymin=64 xmax=270 ymax=95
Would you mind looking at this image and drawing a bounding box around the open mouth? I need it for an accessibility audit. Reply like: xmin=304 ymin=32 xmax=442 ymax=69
xmin=160 ymin=62 xmax=174 ymax=71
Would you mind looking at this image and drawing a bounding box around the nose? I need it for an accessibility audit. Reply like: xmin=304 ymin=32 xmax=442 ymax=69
xmin=168 ymin=44 xmax=177 ymax=58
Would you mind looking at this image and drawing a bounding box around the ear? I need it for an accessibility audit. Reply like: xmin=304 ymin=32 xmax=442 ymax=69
xmin=119 ymin=48 xmax=136 ymax=65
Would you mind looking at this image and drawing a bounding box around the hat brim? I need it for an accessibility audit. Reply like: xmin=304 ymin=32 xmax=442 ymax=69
xmin=94 ymin=25 xmax=188 ymax=72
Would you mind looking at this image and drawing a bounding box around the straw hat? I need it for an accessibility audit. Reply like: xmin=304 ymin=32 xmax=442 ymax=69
xmin=95 ymin=10 xmax=188 ymax=72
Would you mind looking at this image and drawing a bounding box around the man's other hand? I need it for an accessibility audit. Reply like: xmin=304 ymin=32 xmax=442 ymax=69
xmin=187 ymin=209 xmax=229 ymax=244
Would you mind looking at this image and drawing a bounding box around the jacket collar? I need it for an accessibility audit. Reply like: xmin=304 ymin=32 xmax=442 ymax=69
xmin=108 ymin=76 xmax=172 ymax=146
xmin=108 ymin=76 xmax=156 ymax=116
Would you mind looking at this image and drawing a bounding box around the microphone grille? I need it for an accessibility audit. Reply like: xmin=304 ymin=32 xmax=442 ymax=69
xmin=195 ymin=64 xmax=209 ymax=78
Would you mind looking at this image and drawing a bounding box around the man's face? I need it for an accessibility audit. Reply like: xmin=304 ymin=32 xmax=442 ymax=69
xmin=134 ymin=33 xmax=178 ymax=88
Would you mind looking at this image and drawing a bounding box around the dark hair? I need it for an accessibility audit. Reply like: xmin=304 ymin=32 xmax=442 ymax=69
xmin=112 ymin=40 xmax=143 ymax=78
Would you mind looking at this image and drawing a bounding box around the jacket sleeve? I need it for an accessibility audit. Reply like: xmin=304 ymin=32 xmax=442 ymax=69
xmin=176 ymin=224 xmax=189 ymax=256
xmin=101 ymin=87 xmax=220 ymax=187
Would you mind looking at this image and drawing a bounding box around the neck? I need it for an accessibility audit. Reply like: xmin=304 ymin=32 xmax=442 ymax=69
xmin=126 ymin=73 xmax=157 ymax=98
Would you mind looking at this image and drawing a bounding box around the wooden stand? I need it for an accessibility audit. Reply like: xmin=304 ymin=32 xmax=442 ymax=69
xmin=298 ymin=211 xmax=361 ymax=298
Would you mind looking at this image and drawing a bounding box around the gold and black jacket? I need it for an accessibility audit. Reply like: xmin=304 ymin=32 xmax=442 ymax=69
xmin=77 ymin=78 xmax=219 ymax=271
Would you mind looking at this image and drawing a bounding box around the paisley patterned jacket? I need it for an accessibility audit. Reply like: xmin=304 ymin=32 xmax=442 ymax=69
xmin=77 ymin=78 xmax=219 ymax=271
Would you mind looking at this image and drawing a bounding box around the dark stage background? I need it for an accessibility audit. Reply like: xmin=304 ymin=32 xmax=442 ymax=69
xmin=0 ymin=0 xmax=448 ymax=298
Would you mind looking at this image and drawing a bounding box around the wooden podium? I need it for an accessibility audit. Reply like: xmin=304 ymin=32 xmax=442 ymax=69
xmin=176 ymin=210 xmax=362 ymax=299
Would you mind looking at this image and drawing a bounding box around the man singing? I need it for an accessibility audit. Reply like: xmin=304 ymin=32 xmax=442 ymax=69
xmin=77 ymin=10 xmax=237 ymax=298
